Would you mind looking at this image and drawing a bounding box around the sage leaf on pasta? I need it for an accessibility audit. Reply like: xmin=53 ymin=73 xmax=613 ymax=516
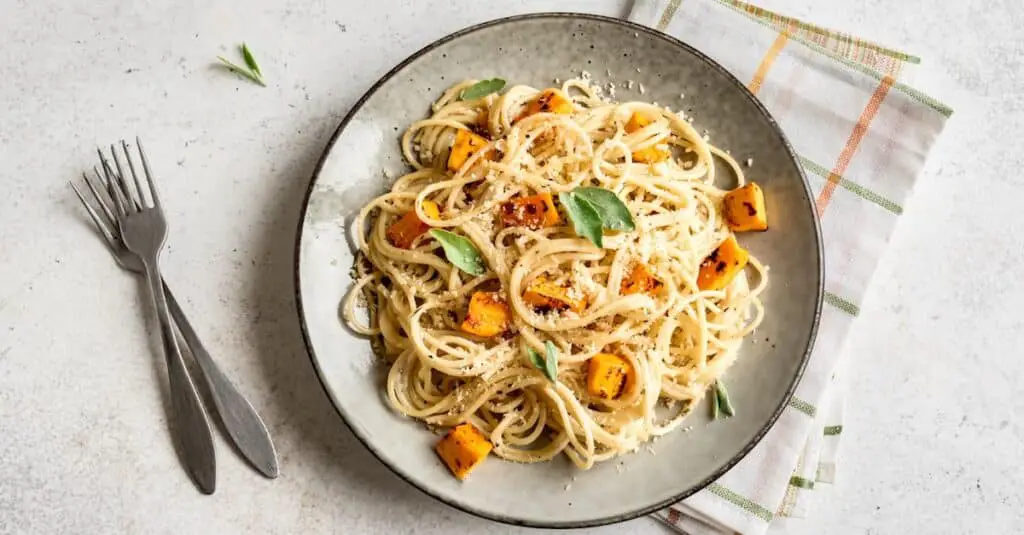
xmin=714 ymin=380 xmax=735 ymax=418
xmin=460 ymin=78 xmax=506 ymax=100
xmin=559 ymin=191 xmax=604 ymax=247
xmin=429 ymin=229 xmax=485 ymax=276
xmin=574 ymin=187 xmax=635 ymax=231
xmin=527 ymin=342 xmax=559 ymax=382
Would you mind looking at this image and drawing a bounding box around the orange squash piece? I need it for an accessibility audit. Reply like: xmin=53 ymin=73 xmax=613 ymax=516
xmin=723 ymin=182 xmax=768 ymax=232
xmin=385 ymin=200 xmax=441 ymax=249
xmin=498 ymin=193 xmax=560 ymax=229
xmin=435 ymin=423 xmax=493 ymax=480
xmin=624 ymin=112 xmax=670 ymax=163
xmin=518 ymin=88 xmax=574 ymax=120
xmin=620 ymin=264 xmax=664 ymax=296
xmin=697 ymin=236 xmax=749 ymax=291
xmin=522 ymin=277 xmax=587 ymax=313
xmin=586 ymin=353 xmax=632 ymax=400
xmin=461 ymin=292 xmax=510 ymax=337
xmin=448 ymin=129 xmax=490 ymax=172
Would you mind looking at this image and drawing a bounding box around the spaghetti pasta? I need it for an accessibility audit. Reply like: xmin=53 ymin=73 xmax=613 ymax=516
xmin=342 ymin=78 xmax=768 ymax=472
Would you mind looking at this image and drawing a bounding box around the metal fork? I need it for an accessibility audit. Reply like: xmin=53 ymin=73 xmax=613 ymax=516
xmin=71 ymin=140 xmax=278 ymax=492
xmin=96 ymin=140 xmax=217 ymax=493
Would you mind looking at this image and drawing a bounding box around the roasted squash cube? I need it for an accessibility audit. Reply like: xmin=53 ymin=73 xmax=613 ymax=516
xmin=723 ymin=182 xmax=768 ymax=232
xmin=697 ymin=236 xmax=749 ymax=291
xmin=448 ymin=129 xmax=490 ymax=172
xmin=624 ymin=112 xmax=652 ymax=133
xmin=624 ymin=112 xmax=670 ymax=163
xmin=498 ymin=193 xmax=560 ymax=229
xmin=385 ymin=200 xmax=441 ymax=249
xmin=586 ymin=353 xmax=631 ymax=399
xmin=620 ymin=264 xmax=664 ymax=296
xmin=519 ymin=88 xmax=574 ymax=120
xmin=420 ymin=199 xmax=441 ymax=221
xmin=632 ymin=145 xmax=670 ymax=163
xmin=522 ymin=277 xmax=587 ymax=313
xmin=461 ymin=292 xmax=510 ymax=337
xmin=435 ymin=423 xmax=493 ymax=480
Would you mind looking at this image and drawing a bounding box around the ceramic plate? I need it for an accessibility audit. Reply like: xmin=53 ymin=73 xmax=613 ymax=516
xmin=296 ymin=13 xmax=822 ymax=528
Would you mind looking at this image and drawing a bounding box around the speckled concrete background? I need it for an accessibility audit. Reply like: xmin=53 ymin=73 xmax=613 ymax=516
xmin=0 ymin=1 xmax=1019 ymax=534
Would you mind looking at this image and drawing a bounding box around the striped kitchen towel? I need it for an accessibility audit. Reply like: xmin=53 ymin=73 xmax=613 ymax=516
xmin=628 ymin=1 xmax=952 ymax=533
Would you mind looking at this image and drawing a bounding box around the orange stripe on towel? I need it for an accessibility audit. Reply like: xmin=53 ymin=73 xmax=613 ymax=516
xmin=815 ymin=75 xmax=895 ymax=216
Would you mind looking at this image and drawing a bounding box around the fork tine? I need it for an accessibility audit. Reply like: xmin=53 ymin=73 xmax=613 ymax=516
xmin=83 ymin=169 xmax=117 ymax=229
xmin=70 ymin=180 xmax=119 ymax=255
xmin=122 ymin=139 xmax=150 ymax=208
xmin=135 ymin=137 xmax=161 ymax=210
xmin=95 ymin=163 xmax=142 ymax=212
xmin=109 ymin=144 xmax=138 ymax=213
xmin=99 ymin=149 xmax=129 ymax=217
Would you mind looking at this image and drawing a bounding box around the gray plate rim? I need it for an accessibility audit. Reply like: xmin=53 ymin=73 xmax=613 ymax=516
xmin=293 ymin=12 xmax=824 ymax=529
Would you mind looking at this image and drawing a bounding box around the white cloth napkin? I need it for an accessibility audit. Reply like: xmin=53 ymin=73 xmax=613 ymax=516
xmin=627 ymin=1 xmax=952 ymax=533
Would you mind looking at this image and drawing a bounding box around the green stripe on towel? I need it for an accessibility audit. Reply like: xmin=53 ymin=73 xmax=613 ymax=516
xmin=799 ymin=156 xmax=904 ymax=214
xmin=824 ymin=292 xmax=860 ymax=316
xmin=656 ymin=0 xmax=684 ymax=31
xmin=712 ymin=0 xmax=950 ymax=114
xmin=714 ymin=0 xmax=953 ymax=116
xmin=717 ymin=0 xmax=921 ymax=64
xmin=789 ymin=476 xmax=816 ymax=489
xmin=824 ymin=425 xmax=843 ymax=436
xmin=788 ymin=397 xmax=817 ymax=417
xmin=707 ymin=483 xmax=775 ymax=522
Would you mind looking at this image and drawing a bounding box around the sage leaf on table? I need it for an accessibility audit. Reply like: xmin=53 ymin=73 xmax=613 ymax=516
xmin=526 ymin=341 xmax=559 ymax=382
xmin=558 ymin=191 xmax=604 ymax=247
xmin=241 ymin=43 xmax=262 ymax=78
xmin=429 ymin=229 xmax=485 ymax=276
xmin=712 ymin=380 xmax=735 ymax=419
xmin=217 ymin=43 xmax=265 ymax=87
xmin=574 ymin=187 xmax=636 ymax=231
xmin=459 ymin=78 xmax=506 ymax=101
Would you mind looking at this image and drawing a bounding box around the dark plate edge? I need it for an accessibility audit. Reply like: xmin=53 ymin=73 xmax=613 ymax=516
xmin=293 ymin=11 xmax=825 ymax=530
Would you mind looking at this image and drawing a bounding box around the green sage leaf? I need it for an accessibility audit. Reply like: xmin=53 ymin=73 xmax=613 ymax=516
xmin=459 ymin=78 xmax=506 ymax=101
xmin=558 ymin=191 xmax=604 ymax=247
xmin=216 ymin=55 xmax=266 ymax=87
xmin=574 ymin=187 xmax=636 ymax=231
xmin=429 ymin=229 xmax=485 ymax=275
xmin=526 ymin=341 xmax=559 ymax=382
xmin=241 ymin=43 xmax=261 ymax=77
xmin=715 ymin=380 xmax=735 ymax=418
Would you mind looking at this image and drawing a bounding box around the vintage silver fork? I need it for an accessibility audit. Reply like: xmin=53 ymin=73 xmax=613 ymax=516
xmin=73 ymin=158 xmax=280 ymax=483
xmin=71 ymin=140 xmax=278 ymax=492
xmin=97 ymin=140 xmax=217 ymax=493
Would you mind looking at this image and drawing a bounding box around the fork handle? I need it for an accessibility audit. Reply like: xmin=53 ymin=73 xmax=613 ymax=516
xmin=142 ymin=261 xmax=217 ymax=494
xmin=163 ymin=282 xmax=279 ymax=479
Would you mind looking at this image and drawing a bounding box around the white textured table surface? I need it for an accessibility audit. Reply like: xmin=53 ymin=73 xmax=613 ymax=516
xmin=1 ymin=0 xmax=1020 ymax=533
